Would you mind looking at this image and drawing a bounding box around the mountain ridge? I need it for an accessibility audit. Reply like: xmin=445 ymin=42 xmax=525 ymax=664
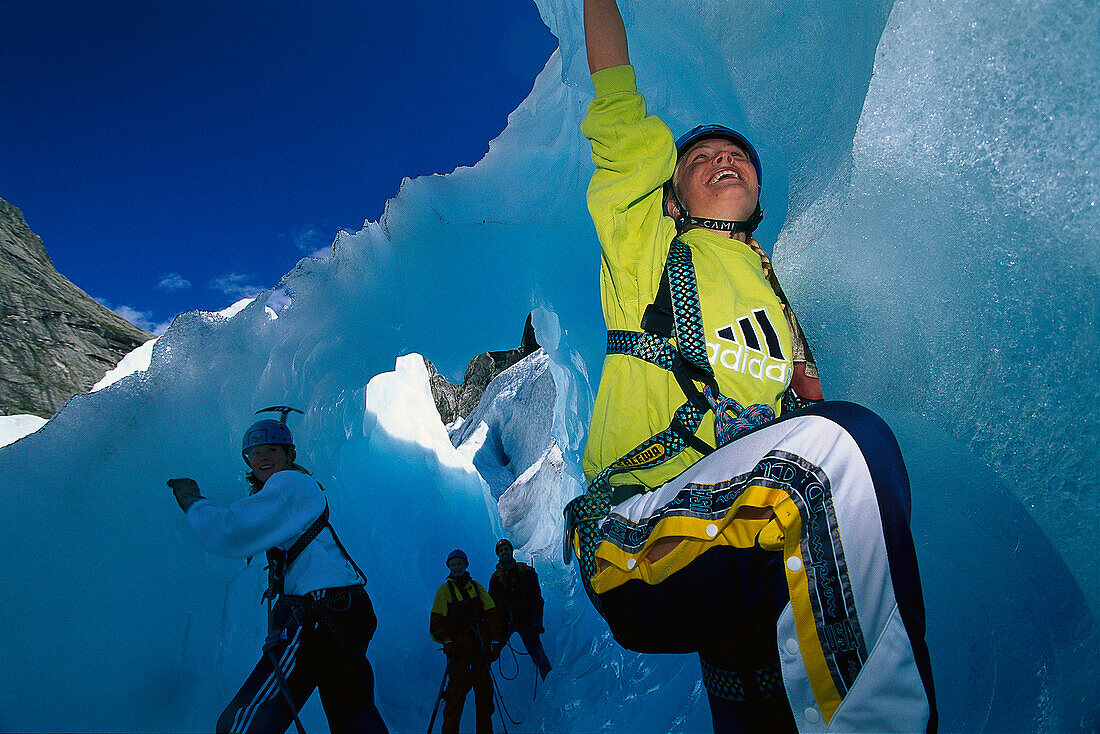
xmin=1 ymin=196 xmax=152 ymax=417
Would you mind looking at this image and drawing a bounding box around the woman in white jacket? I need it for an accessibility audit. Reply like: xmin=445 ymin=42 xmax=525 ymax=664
xmin=169 ymin=410 xmax=388 ymax=734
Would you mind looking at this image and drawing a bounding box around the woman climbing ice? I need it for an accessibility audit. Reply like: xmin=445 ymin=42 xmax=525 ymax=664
xmin=564 ymin=1 xmax=937 ymax=731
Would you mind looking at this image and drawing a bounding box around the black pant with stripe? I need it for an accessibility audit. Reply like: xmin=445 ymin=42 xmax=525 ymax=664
xmin=217 ymin=586 xmax=388 ymax=734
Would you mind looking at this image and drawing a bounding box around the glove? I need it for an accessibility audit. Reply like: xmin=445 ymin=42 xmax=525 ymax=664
xmin=442 ymin=640 xmax=454 ymax=657
xmin=167 ymin=478 xmax=205 ymax=512
xmin=488 ymin=641 xmax=503 ymax=662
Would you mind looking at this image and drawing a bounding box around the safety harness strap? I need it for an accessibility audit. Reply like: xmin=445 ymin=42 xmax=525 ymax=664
xmin=607 ymin=329 xmax=676 ymax=369
xmin=606 ymin=330 xmax=715 ymax=436
xmin=602 ymin=235 xmax=721 ymax=462
xmin=701 ymin=659 xmax=786 ymax=702
xmin=277 ymin=586 xmax=367 ymax=654
xmin=264 ymin=501 xmax=368 ymax=602
xmin=285 ymin=504 xmax=329 ymax=567
xmin=565 ymin=236 xmax=778 ymax=574
xmin=447 ymin=579 xmax=487 ymax=643
xmin=562 ymin=397 xmax=710 ymax=572
xmin=663 ymin=237 xmax=711 ymax=373
xmin=448 ymin=580 xmax=464 ymax=619
xmin=265 ymin=504 xmax=329 ymax=600
xmin=565 ymin=240 xmax=715 ymax=575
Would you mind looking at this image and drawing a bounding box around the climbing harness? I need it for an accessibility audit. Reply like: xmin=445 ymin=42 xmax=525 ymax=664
xmin=563 ymin=236 xmax=778 ymax=572
xmin=439 ymin=579 xmax=526 ymax=733
xmin=489 ymin=563 xmax=545 ymax=710
xmin=263 ymin=501 xmax=368 ymax=603
xmin=446 ymin=579 xmax=486 ymax=629
xmin=258 ymin=499 xmax=371 ymax=734
xmin=264 ymin=504 xmax=327 ymax=600
xmin=491 ymin=562 xmax=537 ymax=628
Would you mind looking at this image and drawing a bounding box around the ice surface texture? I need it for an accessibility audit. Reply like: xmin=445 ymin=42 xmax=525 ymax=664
xmin=1 ymin=0 xmax=1096 ymax=731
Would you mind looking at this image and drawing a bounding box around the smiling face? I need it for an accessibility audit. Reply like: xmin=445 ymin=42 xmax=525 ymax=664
xmin=245 ymin=444 xmax=292 ymax=486
xmin=669 ymin=137 xmax=760 ymax=226
xmin=446 ymin=557 xmax=469 ymax=576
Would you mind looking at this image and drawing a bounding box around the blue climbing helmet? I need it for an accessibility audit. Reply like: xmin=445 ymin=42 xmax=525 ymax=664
xmin=447 ymin=549 xmax=469 ymax=565
xmin=668 ymin=124 xmax=764 ymax=234
xmin=674 ymin=124 xmax=763 ymax=186
xmin=241 ymin=405 xmax=302 ymax=465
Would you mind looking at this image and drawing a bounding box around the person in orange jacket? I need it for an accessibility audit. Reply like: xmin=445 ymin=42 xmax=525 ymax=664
xmin=429 ymin=550 xmax=504 ymax=734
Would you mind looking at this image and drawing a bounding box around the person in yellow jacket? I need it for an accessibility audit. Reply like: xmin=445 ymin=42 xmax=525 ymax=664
xmin=429 ymin=550 xmax=504 ymax=734
xmin=566 ymin=1 xmax=936 ymax=732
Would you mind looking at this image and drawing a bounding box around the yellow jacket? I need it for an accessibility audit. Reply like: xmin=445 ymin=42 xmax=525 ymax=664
xmin=429 ymin=575 xmax=503 ymax=656
xmin=580 ymin=65 xmax=793 ymax=490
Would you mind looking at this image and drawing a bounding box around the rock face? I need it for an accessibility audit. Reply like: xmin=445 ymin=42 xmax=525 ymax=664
xmin=425 ymin=313 xmax=541 ymax=424
xmin=1 ymin=197 xmax=153 ymax=418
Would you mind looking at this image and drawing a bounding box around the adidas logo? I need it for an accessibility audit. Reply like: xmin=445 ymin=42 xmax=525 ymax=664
xmin=710 ymin=309 xmax=791 ymax=384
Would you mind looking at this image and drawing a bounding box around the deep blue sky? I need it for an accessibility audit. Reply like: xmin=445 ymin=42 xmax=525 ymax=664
xmin=1 ymin=0 xmax=558 ymax=333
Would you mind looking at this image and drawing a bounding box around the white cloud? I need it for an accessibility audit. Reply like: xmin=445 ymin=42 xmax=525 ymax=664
xmin=110 ymin=304 xmax=172 ymax=335
xmin=209 ymin=273 xmax=263 ymax=300
xmin=292 ymin=225 xmax=333 ymax=259
xmin=266 ymin=285 xmax=292 ymax=313
xmin=95 ymin=297 xmax=171 ymax=335
xmin=156 ymin=273 xmax=191 ymax=291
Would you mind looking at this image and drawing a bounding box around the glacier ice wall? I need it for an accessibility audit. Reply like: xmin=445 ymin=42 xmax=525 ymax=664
xmin=775 ymin=0 xmax=1100 ymax=607
xmin=1 ymin=0 xmax=1097 ymax=731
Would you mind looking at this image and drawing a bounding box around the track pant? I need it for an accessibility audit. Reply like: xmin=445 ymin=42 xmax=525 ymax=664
xmin=217 ymin=586 xmax=388 ymax=734
xmin=584 ymin=402 xmax=936 ymax=733
xmin=442 ymin=653 xmax=494 ymax=734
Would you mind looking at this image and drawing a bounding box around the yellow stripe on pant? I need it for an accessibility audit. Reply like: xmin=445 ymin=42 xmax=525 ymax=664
xmin=582 ymin=483 xmax=845 ymax=723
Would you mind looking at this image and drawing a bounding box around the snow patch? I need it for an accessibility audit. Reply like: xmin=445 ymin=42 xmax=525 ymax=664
xmin=92 ymin=337 xmax=158 ymax=392
xmin=0 ymin=414 xmax=48 ymax=449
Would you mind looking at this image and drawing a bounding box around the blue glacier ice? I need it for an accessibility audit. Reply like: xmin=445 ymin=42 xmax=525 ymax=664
xmin=1 ymin=0 xmax=1097 ymax=731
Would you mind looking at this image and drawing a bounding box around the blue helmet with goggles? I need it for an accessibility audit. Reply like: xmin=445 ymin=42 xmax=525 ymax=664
xmin=667 ymin=124 xmax=764 ymax=235
xmin=241 ymin=405 xmax=302 ymax=465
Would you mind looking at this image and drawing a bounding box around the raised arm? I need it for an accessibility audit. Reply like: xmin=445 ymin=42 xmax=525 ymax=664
xmin=584 ymin=0 xmax=630 ymax=74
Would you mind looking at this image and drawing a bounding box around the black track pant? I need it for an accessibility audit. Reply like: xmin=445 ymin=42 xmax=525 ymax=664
xmin=217 ymin=587 xmax=388 ymax=734
xmin=601 ymin=545 xmax=797 ymax=734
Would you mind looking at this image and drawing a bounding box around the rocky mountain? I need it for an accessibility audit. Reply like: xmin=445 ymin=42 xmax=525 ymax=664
xmin=425 ymin=313 xmax=540 ymax=424
xmin=1 ymin=197 xmax=153 ymax=418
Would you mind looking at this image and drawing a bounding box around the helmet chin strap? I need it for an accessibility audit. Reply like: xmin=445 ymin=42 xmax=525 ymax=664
xmin=667 ymin=186 xmax=762 ymax=236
